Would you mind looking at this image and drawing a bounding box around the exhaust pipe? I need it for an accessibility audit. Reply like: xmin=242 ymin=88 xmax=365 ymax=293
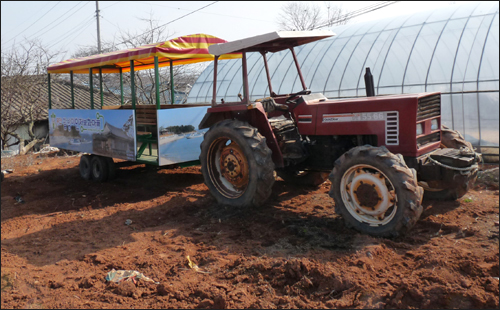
xmin=364 ymin=67 xmax=375 ymax=97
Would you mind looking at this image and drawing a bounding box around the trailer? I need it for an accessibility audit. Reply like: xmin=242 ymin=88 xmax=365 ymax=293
xmin=46 ymin=34 xmax=240 ymax=181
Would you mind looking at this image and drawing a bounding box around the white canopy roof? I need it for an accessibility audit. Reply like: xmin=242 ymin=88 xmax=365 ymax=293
xmin=208 ymin=30 xmax=335 ymax=55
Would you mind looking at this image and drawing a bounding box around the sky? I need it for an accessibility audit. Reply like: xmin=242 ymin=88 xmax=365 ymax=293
xmin=1 ymin=1 xmax=470 ymax=62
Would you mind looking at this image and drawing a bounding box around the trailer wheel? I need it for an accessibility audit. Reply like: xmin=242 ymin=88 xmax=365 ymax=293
xmin=91 ymin=156 xmax=109 ymax=182
xmin=79 ymin=155 xmax=92 ymax=180
xmin=277 ymin=170 xmax=329 ymax=187
xmin=200 ymin=119 xmax=275 ymax=207
xmin=329 ymin=145 xmax=423 ymax=237
xmin=106 ymin=157 xmax=116 ymax=180
xmin=422 ymin=126 xmax=477 ymax=200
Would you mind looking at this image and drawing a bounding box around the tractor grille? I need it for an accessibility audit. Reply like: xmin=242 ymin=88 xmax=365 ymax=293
xmin=417 ymin=94 xmax=441 ymax=121
xmin=417 ymin=132 xmax=441 ymax=148
xmin=385 ymin=112 xmax=399 ymax=145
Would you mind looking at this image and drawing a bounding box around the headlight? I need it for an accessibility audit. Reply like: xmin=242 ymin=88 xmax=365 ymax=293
xmin=431 ymin=119 xmax=439 ymax=130
xmin=416 ymin=123 xmax=423 ymax=136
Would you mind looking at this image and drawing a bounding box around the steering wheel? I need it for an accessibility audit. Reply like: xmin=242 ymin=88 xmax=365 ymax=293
xmin=286 ymin=89 xmax=311 ymax=102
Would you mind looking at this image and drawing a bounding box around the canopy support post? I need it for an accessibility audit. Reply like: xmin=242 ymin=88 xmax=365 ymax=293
xmin=260 ymin=52 xmax=273 ymax=96
xmin=130 ymin=60 xmax=136 ymax=109
xmin=170 ymin=60 xmax=175 ymax=105
xmin=48 ymin=73 xmax=52 ymax=109
xmin=89 ymin=69 xmax=94 ymax=109
xmin=99 ymin=68 xmax=104 ymax=108
xmin=290 ymin=47 xmax=307 ymax=90
xmin=70 ymin=71 xmax=75 ymax=109
xmin=119 ymin=68 xmax=124 ymax=105
xmin=155 ymin=56 xmax=161 ymax=109
xmin=212 ymin=56 xmax=219 ymax=106
xmin=242 ymin=52 xmax=249 ymax=105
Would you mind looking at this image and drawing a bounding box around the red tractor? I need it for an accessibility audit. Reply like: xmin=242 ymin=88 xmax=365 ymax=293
xmin=198 ymin=30 xmax=480 ymax=237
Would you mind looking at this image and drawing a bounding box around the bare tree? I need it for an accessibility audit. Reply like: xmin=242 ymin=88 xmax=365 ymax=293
xmin=71 ymin=14 xmax=205 ymax=106
xmin=116 ymin=15 xmax=206 ymax=105
xmin=277 ymin=1 xmax=349 ymax=31
xmin=324 ymin=1 xmax=349 ymax=27
xmin=1 ymin=39 xmax=60 ymax=154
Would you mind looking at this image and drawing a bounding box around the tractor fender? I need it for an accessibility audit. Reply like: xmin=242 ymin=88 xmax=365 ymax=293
xmin=199 ymin=103 xmax=284 ymax=168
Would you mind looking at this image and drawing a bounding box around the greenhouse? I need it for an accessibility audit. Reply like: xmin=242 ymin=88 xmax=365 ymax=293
xmin=187 ymin=1 xmax=499 ymax=157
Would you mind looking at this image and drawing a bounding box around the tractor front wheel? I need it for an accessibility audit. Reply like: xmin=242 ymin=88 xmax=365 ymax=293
xmin=329 ymin=146 xmax=423 ymax=237
xmin=200 ymin=120 xmax=275 ymax=207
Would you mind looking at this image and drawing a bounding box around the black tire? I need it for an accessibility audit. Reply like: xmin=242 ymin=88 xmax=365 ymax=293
xmin=440 ymin=125 xmax=473 ymax=150
xmin=79 ymin=155 xmax=92 ymax=180
xmin=90 ymin=156 xmax=109 ymax=182
xmin=200 ymin=119 xmax=275 ymax=207
xmin=422 ymin=125 xmax=477 ymax=200
xmin=106 ymin=157 xmax=116 ymax=180
xmin=277 ymin=170 xmax=329 ymax=187
xmin=329 ymin=145 xmax=424 ymax=238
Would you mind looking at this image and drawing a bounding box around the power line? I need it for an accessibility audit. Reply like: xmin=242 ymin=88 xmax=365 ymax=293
xmin=101 ymin=16 xmax=121 ymax=32
xmin=323 ymin=1 xmax=394 ymax=25
xmin=314 ymin=1 xmax=399 ymax=29
xmin=65 ymin=21 xmax=96 ymax=48
xmin=3 ymin=1 xmax=89 ymax=52
xmin=338 ymin=1 xmax=397 ymax=22
xmin=101 ymin=1 xmax=121 ymax=10
xmin=47 ymin=16 xmax=95 ymax=50
xmin=7 ymin=2 xmax=53 ymax=30
xmin=114 ymin=1 xmax=219 ymax=46
xmin=57 ymin=20 xmax=97 ymax=61
xmin=3 ymin=1 xmax=62 ymax=44
xmin=26 ymin=2 xmax=90 ymax=41
xmin=141 ymin=1 xmax=274 ymax=24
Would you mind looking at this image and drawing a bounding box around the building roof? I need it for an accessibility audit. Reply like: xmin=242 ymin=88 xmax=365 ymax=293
xmin=99 ymin=122 xmax=130 ymax=140
xmin=1 ymin=75 xmax=123 ymax=121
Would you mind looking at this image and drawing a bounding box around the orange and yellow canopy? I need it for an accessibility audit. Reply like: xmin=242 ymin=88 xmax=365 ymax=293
xmin=47 ymin=33 xmax=240 ymax=74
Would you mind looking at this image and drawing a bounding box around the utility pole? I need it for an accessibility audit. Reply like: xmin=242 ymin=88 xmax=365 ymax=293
xmin=96 ymin=1 xmax=102 ymax=53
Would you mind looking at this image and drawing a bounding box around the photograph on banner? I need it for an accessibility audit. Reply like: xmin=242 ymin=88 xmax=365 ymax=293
xmin=48 ymin=109 xmax=136 ymax=161
xmin=157 ymin=106 xmax=209 ymax=166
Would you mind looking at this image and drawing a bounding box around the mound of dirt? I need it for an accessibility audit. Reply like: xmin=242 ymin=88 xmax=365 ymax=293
xmin=1 ymin=154 xmax=498 ymax=309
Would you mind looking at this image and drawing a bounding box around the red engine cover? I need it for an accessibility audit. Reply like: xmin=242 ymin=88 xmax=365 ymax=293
xmin=292 ymin=92 xmax=441 ymax=157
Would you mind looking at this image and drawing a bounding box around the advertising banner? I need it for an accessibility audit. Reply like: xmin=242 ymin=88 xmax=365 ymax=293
xmin=157 ymin=106 xmax=209 ymax=166
xmin=49 ymin=109 xmax=136 ymax=161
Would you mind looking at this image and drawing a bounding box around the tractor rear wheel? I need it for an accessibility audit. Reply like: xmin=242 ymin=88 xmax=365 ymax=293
xmin=277 ymin=170 xmax=329 ymax=187
xmin=200 ymin=119 xmax=275 ymax=207
xmin=329 ymin=145 xmax=423 ymax=237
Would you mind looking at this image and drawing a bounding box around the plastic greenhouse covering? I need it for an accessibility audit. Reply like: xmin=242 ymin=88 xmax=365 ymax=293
xmin=187 ymin=2 xmax=499 ymax=152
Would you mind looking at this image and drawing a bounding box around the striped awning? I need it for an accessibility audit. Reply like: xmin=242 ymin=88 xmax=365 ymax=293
xmin=47 ymin=33 xmax=241 ymax=74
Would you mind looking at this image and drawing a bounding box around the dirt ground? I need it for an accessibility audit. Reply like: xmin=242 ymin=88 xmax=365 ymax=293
xmin=1 ymin=152 xmax=498 ymax=309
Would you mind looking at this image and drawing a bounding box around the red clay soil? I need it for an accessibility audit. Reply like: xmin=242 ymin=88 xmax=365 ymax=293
xmin=1 ymin=153 xmax=498 ymax=309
